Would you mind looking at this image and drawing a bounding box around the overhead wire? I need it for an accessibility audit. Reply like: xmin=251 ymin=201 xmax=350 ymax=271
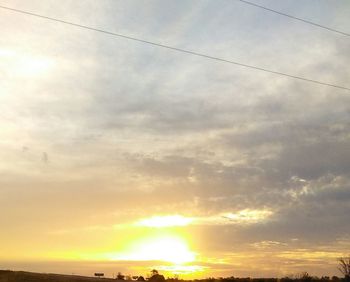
xmin=0 ymin=4 xmax=349 ymax=91
xmin=235 ymin=0 xmax=350 ymax=37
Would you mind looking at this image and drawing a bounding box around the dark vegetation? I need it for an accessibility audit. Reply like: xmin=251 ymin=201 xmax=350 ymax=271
xmin=1 ymin=258 xmax=349 ymax=282
xmin=0 ymin=270 xmax=116 ymax=282
xmin=0 ymin=270 xmax=348 ymax=282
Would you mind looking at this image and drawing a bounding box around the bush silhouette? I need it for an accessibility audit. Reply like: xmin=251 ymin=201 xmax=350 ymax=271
xmin=148 ymin=270 xmax=165 ymax=282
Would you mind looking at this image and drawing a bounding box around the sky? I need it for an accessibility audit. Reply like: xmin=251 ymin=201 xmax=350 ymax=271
xmin=0 ymin=0 xmax=350 ymax=279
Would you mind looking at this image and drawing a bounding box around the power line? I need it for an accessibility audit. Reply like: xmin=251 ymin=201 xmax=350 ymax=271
xmin=236 ymin=0 xmax=350 ymax=37
xmin=0 ymin=4 xmax=349 ymax=91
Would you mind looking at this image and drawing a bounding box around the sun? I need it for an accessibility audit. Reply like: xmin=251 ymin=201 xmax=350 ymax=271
xmin=0 ymin=49 xmax=53 ymax=77
xmin=110 ymin=235 xmax=196 ymax=264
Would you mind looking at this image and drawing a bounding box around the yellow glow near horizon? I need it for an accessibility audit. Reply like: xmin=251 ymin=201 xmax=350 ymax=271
xmin=109 ymin=235 xmax=196 ymax=264
xmin=136 ymin=215 xmax=194 ymax=228
xmin=157 ymin=264 xmax=206 ymax=275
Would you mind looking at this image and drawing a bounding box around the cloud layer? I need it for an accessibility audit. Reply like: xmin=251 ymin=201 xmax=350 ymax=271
xmin=1 ymin=0 xmax=350 ymax=278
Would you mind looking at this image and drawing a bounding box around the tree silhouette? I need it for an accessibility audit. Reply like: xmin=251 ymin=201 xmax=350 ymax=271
xmin=151 ymin=270 xmax=159 ymax=276
xmin=149 ymin=270 xmax=165 ymax=282
xmin=338 ymin=257 xmax=350 ymax=281
xmin=298 ymin=272 xmax=312 ymax=282
xmin=116 ymin=272 xmax=125 ymax=280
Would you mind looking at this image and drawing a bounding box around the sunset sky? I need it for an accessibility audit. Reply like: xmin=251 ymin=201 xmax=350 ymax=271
xmin=1 ymin=0 xmax=350 ymax=279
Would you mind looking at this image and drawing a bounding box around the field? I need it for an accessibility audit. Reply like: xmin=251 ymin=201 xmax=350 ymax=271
xmin=0 ymin=269 xmax=347 ymax=282
xmin=0 ymin=270 xmax=117 ymax=282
